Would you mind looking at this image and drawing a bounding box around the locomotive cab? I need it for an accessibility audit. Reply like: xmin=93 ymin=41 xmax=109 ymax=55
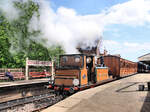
xmin=50 ymin=54 xmax=109 ymax=94
xmin=53 ymin=54 xmax=88 ymax=93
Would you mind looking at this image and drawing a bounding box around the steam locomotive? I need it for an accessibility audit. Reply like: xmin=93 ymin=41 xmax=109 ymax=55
xmin=48 ymin=41 xmax=148 ymax=94
xmin=48 ymin=54 xmax=138 ymax=94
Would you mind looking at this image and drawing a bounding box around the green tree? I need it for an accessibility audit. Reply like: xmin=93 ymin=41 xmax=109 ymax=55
xmin=0 ymin=15 xmax=12 ymax=68
xmin=0 ymin=0 xmax=64 ymax=68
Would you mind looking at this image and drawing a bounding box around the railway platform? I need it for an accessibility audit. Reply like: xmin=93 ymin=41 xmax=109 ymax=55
xmin=0 ymin=78 xmax=49 ymax=88
xmin=43 ymin=73 xmax=150 ymax=112
xmin=0 ymin=78 xmax=50 ymax=105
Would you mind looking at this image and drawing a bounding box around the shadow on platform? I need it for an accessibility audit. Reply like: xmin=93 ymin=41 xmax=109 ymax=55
xmin=140 ymin=91 xmax=150 ymax=112
xmin=116 ymin=82 xmax=138 ymax=93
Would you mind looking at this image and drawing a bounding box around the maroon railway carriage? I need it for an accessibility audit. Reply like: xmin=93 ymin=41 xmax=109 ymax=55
xmin=98 ymin=55 xmax=137 ymax=78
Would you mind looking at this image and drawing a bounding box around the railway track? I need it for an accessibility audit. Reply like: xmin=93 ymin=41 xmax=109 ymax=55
xmin=0 ymin=82 xmax=66 ymax=112
xmin=0 ymin=92 xmax=64 ymax=112
xmin=0 ymin=73 xmax=138 ymax=112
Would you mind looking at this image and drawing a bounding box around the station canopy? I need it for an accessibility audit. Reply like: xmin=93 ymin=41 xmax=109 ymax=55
xmin=138 ymin=53 xmax=150 ymax=65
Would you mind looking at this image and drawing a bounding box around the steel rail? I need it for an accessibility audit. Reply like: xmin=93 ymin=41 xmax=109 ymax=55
xmin=0 ymin=93 xmax=57 ymax=111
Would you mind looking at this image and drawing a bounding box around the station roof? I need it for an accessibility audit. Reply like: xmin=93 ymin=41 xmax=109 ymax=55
xmin=138 ymin=53 xmax=150 ymax=65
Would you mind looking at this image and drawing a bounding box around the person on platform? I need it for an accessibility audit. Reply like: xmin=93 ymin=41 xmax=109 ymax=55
xmin=43 ymin=69 xmax=49 ymax=78
xmin=5 ymin=69 xmax=14 ymax=81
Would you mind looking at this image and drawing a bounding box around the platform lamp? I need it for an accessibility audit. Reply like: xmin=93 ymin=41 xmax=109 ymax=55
xmin=48 ymin=55 xmax=55 ymax=81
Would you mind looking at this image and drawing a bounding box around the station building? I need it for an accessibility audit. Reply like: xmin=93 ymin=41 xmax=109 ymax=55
xmin=138 ymin=53 xmax=150 ymax=66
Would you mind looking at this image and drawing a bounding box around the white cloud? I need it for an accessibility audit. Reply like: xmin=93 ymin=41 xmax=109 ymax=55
xmin=124 ymin=42 xmax=139 ymax=47
xmin=104 ymin=0 xmax=150 ymax=26
xmin=104 ymin=40 xmax=150 ymax=61
xmin=104 ymin=40 xmax=120 ymax=46
xmin=103 ymin=40 xmax=122 ymax=53
xmin=123 ymin=42 xmax=150 ymax=53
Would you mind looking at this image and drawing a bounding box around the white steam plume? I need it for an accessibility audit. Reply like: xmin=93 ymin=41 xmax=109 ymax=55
xmin=29 ymin=0 xmax=103 ymax=53
xmin=28 ymin=0 xmax=150 ymax=54
xmin=0 ymin=0 xmax=20 ymax=21
xmin=1 ymin=0 xmax=150 ymax=54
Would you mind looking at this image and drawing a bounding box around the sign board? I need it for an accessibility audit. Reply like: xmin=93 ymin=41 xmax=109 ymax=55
xmin=25 ymin=57 xmax=54 ymax=80
xmin=27 ymin=60 xmax=52 ymax=66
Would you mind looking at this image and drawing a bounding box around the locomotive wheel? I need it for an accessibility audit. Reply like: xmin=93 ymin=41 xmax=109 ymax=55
xmin=69 ymin=87 xmax=74 ymax=94
xmin=55 ymin=91 xmax=61 ymax=96
xmin=62 ymin=91 xmax=69 ymax=98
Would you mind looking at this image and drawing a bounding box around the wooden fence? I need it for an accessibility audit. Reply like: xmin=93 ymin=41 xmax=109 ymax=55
xmin=0 ymin=68 xmax=51 ymax=81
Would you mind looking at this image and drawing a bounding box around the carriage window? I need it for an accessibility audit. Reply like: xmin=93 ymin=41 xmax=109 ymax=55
xmin=74 ymin=56 xmax=80 ymax=63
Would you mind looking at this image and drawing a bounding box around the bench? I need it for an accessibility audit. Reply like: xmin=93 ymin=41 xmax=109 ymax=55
xmin=0 ymin=72 xmax=25 ymax=81
xmin=12 ymin=72 xmax=25 ymax=79
xmin=29 ymin=72 xmax=51 ymax=78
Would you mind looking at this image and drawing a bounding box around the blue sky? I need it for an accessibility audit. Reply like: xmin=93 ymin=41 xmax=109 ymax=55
xmin=49 ymin=0 xmax=150 ymax=62
xmin=51 ymin=0 xmax=129 ymax=15
xmin=1 ymin=0 xmax=150 ymax=62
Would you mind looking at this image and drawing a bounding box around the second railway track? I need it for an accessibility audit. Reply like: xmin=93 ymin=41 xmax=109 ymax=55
xmin=0 ymin=82 xmax=65 ymax=112
xmin=0 ymin=92 xmax=64 ymax=112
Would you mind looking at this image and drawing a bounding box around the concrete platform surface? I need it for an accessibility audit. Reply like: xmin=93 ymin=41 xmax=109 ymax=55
xmin=42 ymin=73 xmax=150 ymax=112
xmin=0 ymin=78 xmax=49 ymax=88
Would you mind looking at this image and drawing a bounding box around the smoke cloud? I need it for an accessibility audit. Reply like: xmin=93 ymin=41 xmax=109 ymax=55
xmin=28 ymin=0 xmax=150 ymax=53
xmin=29 ymin=0 xmax=104 ymax=53
xmin=0 ymin=0 xmax=20 ymax=21
xmin=1 ymin=0 xmax=150 ymax=54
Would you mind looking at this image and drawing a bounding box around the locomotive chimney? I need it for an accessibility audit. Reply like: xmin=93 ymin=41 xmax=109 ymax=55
xmin=76 ymin=37 xmax=102 ymax=56
xmin=104 ymin=48 xmax=108 ymax=56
